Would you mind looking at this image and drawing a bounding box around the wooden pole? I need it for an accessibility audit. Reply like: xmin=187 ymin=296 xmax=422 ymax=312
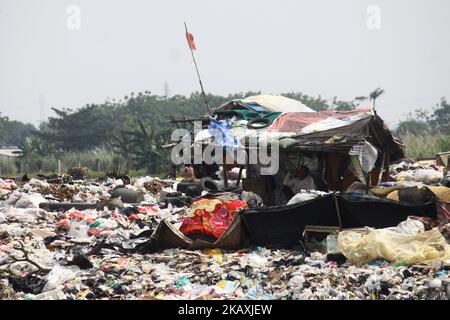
xmin=184 ymin=23 xmax=211 ymax=115
xmin=236 ymin=165 xmax=243 ymax=187
xmin=377 ymin=152 xmax=386 ymax=185
xmin=223 ymin=166 xmax=229 ymax=188
xmin=333 ymin=193 xmax=343 ymax=228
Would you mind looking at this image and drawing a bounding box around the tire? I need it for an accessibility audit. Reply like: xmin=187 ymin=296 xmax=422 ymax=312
xmin=247 ymin=117 xmax=273 ymax=129
xmin=200 ymin=177 xmax=220 ymax=192
xmin=184 ymin=185 xmax=203 ymax=197
xmin=176 ymin=182 xmax=199 ymax=194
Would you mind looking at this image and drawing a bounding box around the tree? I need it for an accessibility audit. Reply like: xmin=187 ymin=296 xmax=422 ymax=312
xmin=37 ymin=105 xmax=119 ymax=151
xmin=0 ymin=113 xmax=35 ymax=147
xmin=396 ymin=119 xmax=429 ymax=136
xmin=115 ymin=119 xmax=167 ymax=173
xmin=369 ymin=88 xmax=385 ymax=109
xmin=330 ymin=97 xmax=357 ymax=111
xmin=429 ymin=98 xmax=450 ymax=134
xmin=15 ymin=136 xmax=54 ymax=172
xmin=396 ymin=98 xmax=450 ymax=136
xmin=282 ymin=92 xmax=329 ymax=111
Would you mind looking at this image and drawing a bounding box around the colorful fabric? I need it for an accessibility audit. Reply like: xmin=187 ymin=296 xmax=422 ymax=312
xmin=214 ymin=109 xmax=282 ymax=121
xmin=180 ymin=197 xmax=248 ymax=239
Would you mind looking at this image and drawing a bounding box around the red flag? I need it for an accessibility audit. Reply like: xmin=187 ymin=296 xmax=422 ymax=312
xmin=186 ymin=31 xmax=196 ymax=51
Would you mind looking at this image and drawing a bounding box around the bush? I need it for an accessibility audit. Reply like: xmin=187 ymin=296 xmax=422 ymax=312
xmin=400 ymin=133 xmax=450 ymax=159
xmin=1 ymin=149 xmax=169 ymax=178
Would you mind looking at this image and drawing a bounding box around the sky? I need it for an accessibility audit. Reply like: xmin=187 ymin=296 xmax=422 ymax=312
xmin=0 ymin=0 xmax=449 ymax=128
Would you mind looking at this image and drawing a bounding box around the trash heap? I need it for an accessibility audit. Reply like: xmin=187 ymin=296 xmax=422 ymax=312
xmin=390 ymin=159 xmax=445 ymax=185
xmin=0 ymin=174 xmax=450 ymax=300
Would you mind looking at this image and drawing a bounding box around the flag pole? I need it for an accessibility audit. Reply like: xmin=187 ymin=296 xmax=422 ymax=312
xmin=184 ymin=22 xmax=211 ymax=115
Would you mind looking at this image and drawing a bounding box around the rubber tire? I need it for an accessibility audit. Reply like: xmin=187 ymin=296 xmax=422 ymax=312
xmin=177 ymin=182 xmax=200 ymax=194
xmin=247 ymin=117 xmax=273 ymax=129
xmin=200 ymin=177 xmax=220 ymax=192
xmin=184 ymin=185 xmax=203 ymax=198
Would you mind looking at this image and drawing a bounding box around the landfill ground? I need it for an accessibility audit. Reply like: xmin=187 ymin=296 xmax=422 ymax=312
xmin=1 ymin=175 xmax=449 ymax=300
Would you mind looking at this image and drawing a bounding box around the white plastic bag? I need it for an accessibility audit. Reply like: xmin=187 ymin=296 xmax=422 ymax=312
xmin=287 ymin=192 xmax=319 ymax=205
xmin=395 ymin=218 xmax=425 ymax=235
xmin=413 ymin=169 xmax=443 ymax=184
xmin=16 ymin=193 xmax=46 ymax=209
xmin=69 ymin=222 xmax=89 ymax=238
xmin=43 ymin=265 xmax=78 ymax=292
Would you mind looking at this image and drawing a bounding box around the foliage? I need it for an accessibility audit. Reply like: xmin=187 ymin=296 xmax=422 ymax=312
xmin=396 ymin=98 xmax=450 ymax=136
xmin=400 ymin=132 xmax=450 ymax=159
xmin=0 ymin=113 xmax=35 ymax=146
xmin=369 ymin=88 xmax=385 ymax=108
xmin=281 ymin=92 xmax=330 ymax=111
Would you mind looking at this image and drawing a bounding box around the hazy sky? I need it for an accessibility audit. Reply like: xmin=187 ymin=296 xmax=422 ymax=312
xmin=1 ymin=0 xmax=449 ymax=128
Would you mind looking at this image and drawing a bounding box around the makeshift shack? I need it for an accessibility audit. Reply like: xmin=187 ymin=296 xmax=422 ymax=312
xmin=178 ymin=95 xmax=405 ymax=205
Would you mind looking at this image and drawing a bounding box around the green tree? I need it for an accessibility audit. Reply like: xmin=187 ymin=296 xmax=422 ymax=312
xmin=429 ymin=98 xmax=450 ymax=134
xmin=282 ymin=92 xmax=330 ymax=111
xmin=0 ymin=113 xmax=35 ymax=146
xmin=369 ymin=88 xmax=385 ymax=109
xmin=15 ymin=136 xmax=54 ymax=172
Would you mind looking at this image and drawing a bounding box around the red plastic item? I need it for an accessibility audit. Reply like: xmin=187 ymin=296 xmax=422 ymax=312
xmin=68 ymin=211 xmax=85 ymax=221
xmin=128 ymin=214 xmax=139 ymax=221
xmin=88 ymin=228 xmax=101 ymax=237
xmin=56 ymin=219 xmax=71 ymax=228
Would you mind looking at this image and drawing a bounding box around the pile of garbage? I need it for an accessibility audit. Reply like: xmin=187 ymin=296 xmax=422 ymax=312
xmin=1 ymin=175 xmax=450 ymax=300
xmin=391 ymin=160 xmax=445 ymax=185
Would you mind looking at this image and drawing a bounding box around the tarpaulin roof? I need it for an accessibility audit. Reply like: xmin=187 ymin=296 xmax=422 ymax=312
xmin=268 ymin=108 xmax=372 ymax=134
xmin=281 ymin=112 xmax=405 ymax=161
xmin=241 ymin=95 xmax=316 ymax=113
xmin=216 ymin=95 xmax=315 ymax=113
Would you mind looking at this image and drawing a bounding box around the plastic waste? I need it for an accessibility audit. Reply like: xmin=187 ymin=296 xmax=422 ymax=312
xmin=413 ymin=169 xmax=443 ymax=184
xmin=2 ymin=171 xmax=450 ymax=301
xmin=287 ymin=192 xmax=319 ymax=205
xmin=240 ymin=253 xmax=268 ymax=269
xmin=43 ymin=265 xmax=78 ymax=292
xmin=365 ymin=274 xmax=381 ymax=292
xmin=326 ymin=234 xmax=340 ymax=254
xmin=175 ymin=276 xmax=191 ymax=289
xmin=395 ymin=218 xmax=425 ymax=235
xmin=214 ymin=280 xmax=239 ymax=296
xmin=2 ymin=207 xmax=47 ymax=223
xmin=69 ymin=222 xmax=89 ymax=239
xmin=0 ymin=223 xmax=24 ymax=237
xmin=33 ymin=288 xmax=66 ymax=300
xmin=203 ymin=248 xmax=223 ymax=264
xmin=158 ymin=204 xmax=173 ymax=220
xmin=15 ymin=193 xmax=46 ymax=209
xmin=246 ymin=285 xmax=274 ymax=300
xmin=339 ymin=228 xmax=450 ymax=265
